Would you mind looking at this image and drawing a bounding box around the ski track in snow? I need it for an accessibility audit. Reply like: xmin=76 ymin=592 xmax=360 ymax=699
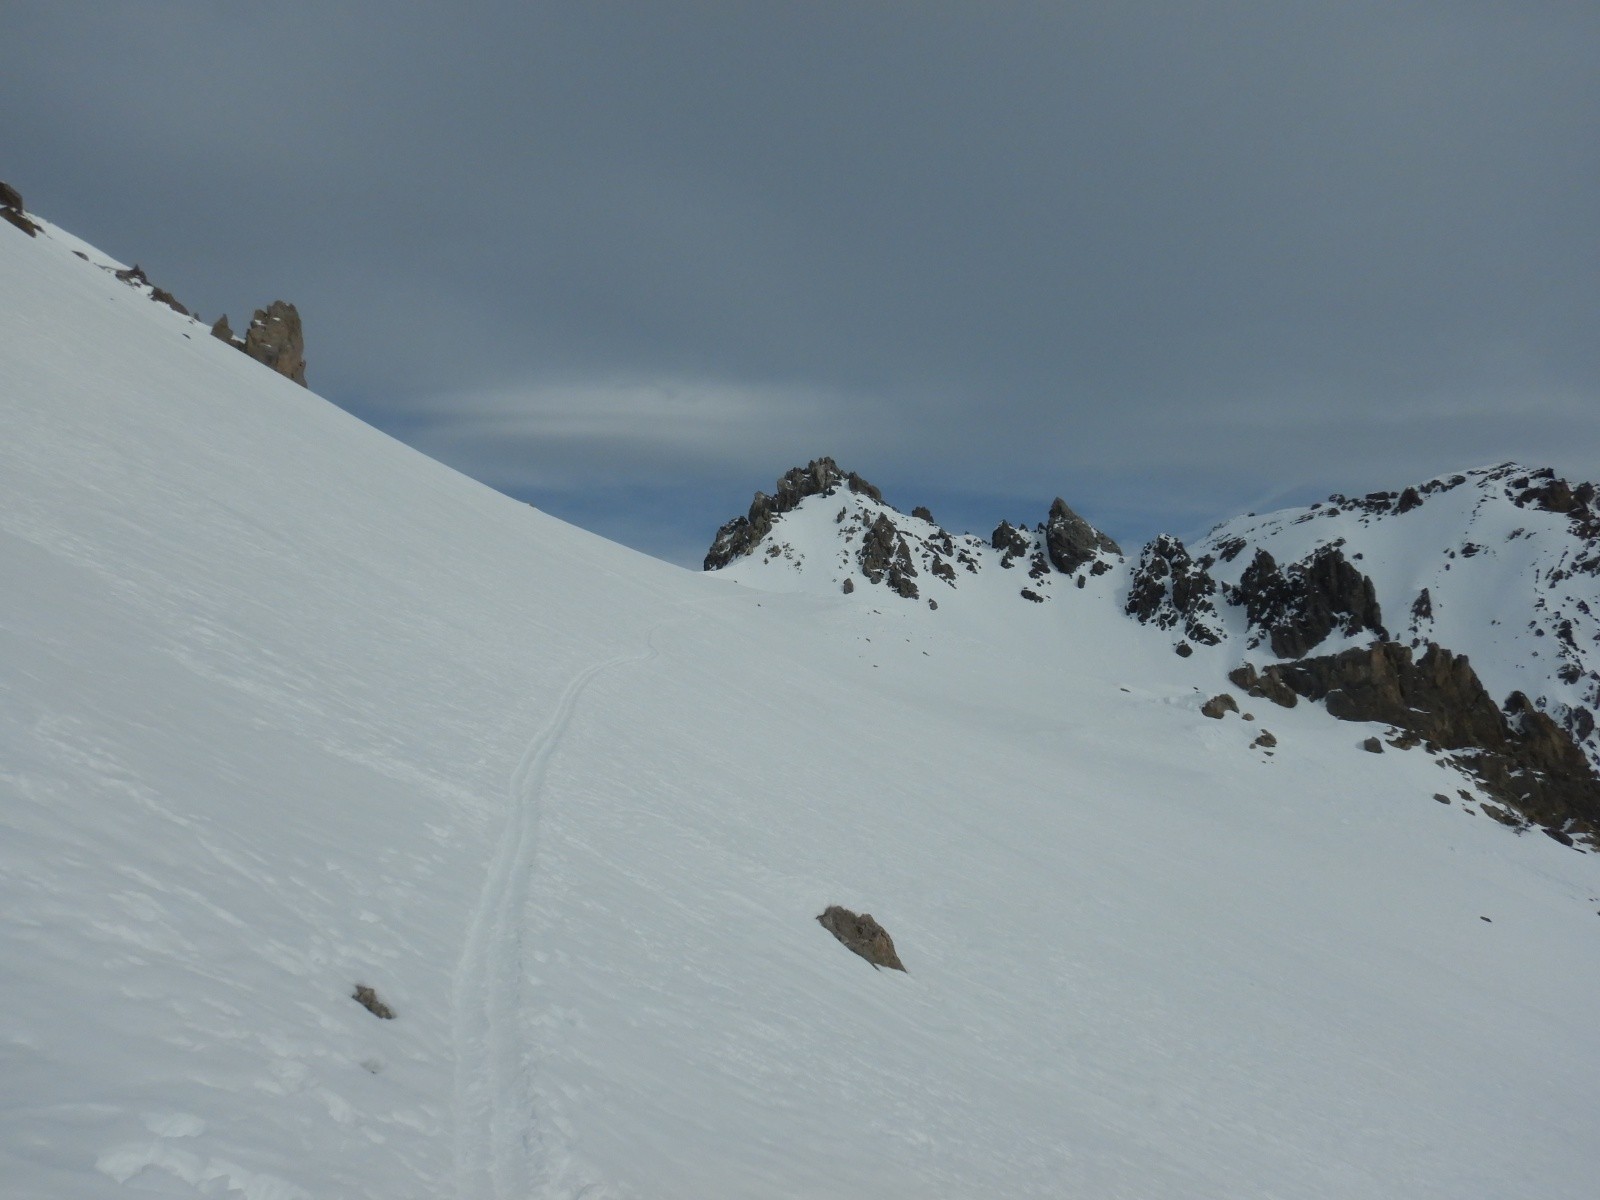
xmin=452 ymin=628 xmax=661 ymax=1200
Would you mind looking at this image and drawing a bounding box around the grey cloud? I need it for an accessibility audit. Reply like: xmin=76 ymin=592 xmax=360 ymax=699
xmin=3 ymin=2 xmax=1595 ymax=561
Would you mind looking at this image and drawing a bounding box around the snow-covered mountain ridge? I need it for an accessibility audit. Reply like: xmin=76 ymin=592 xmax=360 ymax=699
xmin=708 ymin=458 xmax=1600 ymax=842
xmin=7 ymin=198 xmax=1600 ymax=1199
xmin=705 ymin=456 xmax=1123 ymax=608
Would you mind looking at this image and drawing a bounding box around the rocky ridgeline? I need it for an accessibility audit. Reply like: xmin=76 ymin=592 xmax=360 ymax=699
xmin=705 ymin=458 xmax=882 ymax=570
xmin=111 ymin=267 xmax=308 ymax=387
xmin=1230 ymin=644 xmax=1600 ymax=846
xmin=704 ymin=457 xmax=1122 ymax=606
xmin=2 ymin=179 xmax=309 ymax=387
xmin=1183 ymin=462 xmax=1600 ymax=841
xmin=113 ymin=264 xmax=309 ymax=387
xmin=105 ymin=264 xmax=309 ymax=387
xmin=1124 ymin=538 xmax=1387 ymax=657
xmin=1124 ymin=464 xmax=1600 ymax=769
xmin=707 ymin=457 xmax=1600 ymax=847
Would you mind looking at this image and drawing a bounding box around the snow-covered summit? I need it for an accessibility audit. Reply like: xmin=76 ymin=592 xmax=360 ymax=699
xmin=704 ymin=456 xmax=1124 ymax=610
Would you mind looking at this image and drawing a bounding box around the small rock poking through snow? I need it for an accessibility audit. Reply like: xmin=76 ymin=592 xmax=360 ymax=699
xmin=817 ymin=906 xmax=906 ymax=972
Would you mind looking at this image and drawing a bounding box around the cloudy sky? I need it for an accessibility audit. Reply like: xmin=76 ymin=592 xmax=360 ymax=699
xmin=6 ymin=3 xmax=1596 ymax=565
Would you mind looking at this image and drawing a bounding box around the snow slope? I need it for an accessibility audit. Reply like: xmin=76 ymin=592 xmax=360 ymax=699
xmin=5 ymin=214 xmax=1600 ymax=1199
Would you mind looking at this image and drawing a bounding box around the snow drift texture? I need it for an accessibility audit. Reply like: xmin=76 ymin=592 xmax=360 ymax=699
xmin=4 ymin=210 xmax=1600 ymax=1199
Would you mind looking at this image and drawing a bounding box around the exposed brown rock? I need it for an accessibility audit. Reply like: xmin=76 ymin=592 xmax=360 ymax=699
xmin=1271 ymin=643 xmax=1504 ymax=747
xmin=990 ymin=520 xmax=1031 ymax=567
xmin=705 ymin=458 xmax=851 ymax=570
xmin=111 ymin=262 xmax=190 ymax=315
xmin=1228 ymin=663 xmax=1299 ymax=709
xmin=0 ymin=207 xmax=40 ymax=236
xmin=1127 ymin=535 xmax=1224 ymax=646
xmin=859 ymin=514 xmax=919 ymax=599
xmin=352 ymin=984 xmax=395 ymax=1019
xmin=817 ymin=906 xmax=906 ymax=971
xmin=243 ymin=300 xmax=308 ymax=386
xmin=1234 ymin=545 xmax=1386 ymax=659
xmin=211 ymin=314 xmax=235 ymax=343
xmin=1201 ymin=693 xmax=1239 ymax=719
xmin=1044 ymin=497 xmax=1120 ymax=575
xmin=1256 ymin=641 xmax=1600 ymax=844
xmin=0 ymin=180 xmax=38 ymax=236
xmin=149 ymin=287 xmax=189 ymax=316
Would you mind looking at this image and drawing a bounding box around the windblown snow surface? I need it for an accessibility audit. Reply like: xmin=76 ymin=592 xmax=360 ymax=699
xmin=4 ymin=215 xmax=1600 ymax=1200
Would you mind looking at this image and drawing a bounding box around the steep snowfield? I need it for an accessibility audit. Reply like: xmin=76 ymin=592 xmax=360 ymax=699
xmin=5 ymin=216 xmax=1600 ymax=1199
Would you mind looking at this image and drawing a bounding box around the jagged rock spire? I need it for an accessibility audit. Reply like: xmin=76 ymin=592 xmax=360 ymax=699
xmin=1044 ymin=497 xmax=1121 ymax=575
xmin=243 ymin=301 xmax=308 ymax=386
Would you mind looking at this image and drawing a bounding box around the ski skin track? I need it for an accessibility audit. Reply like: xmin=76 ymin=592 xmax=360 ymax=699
xmin=452 ymin=627 xmax=662 ymax=1200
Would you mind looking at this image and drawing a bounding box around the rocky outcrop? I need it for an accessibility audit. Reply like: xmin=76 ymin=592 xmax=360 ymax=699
xmin=859 ymin=514 xmax=919 ymax=599
xmin=1228 ymin=662 xmax=1299 ymax=709
xmin=1201 ymin=693 xmax=1239 ymax=719
xmin=351 ymin=983 xmax=395 ymax=1019
xmin=1238 ymin=641 xmax=1600 ymax=844
xmin=149 ymin=286 xmax=189 ymax=316
xmin=816 ymin=906 xmax=906 ymax=971
xmin=243 ymin=301 xmax=307 ymax=386
xmin=1232 ymin=545 xmax=1385 ymax=659
xmin=1044 ymin=497 xmax=1121 ymax=575
xmin=704 ymin=457 xmax=862 ymax=570
xmin=0 ymin=179 xmax=40 ymax=236
xmin=990 ymin=520 xmax=1031 ymax=567
xmin=110 ymin=263 xmax=191 ymax=315
xmin=703 ymin=459 xmax=1125 ymax=613
xmin=1125 ymin=535 xmax=1225 ymax=646
xmin=211 ymin=314 xmax=236 ymax=344
xmin=1263 ymin=643 xmax=1505 ymax=744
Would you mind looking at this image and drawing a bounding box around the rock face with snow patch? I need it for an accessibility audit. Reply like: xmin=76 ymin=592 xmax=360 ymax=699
xmin=243 ymin=301 xmax=308 ymax=386
xmin=1230 ymin=641 xmax=1600 ymax=844
xmin=1045 ymin=497 xmax=1121 ymax=575
xmin=1125 ymin=535 xmax=1225 ymax=646
xmin=707 ymin=456 xmax=1600 ymax=842
xmin=1229 ymin=545 xmax=1386 ymax=659
xmin=859 ymin=513 xmax=920 ymax=598
xmin=1199 ymin=463 xmax=1600 ymax=771
xmin=706 ymin=457 xmax=863 ymax=569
